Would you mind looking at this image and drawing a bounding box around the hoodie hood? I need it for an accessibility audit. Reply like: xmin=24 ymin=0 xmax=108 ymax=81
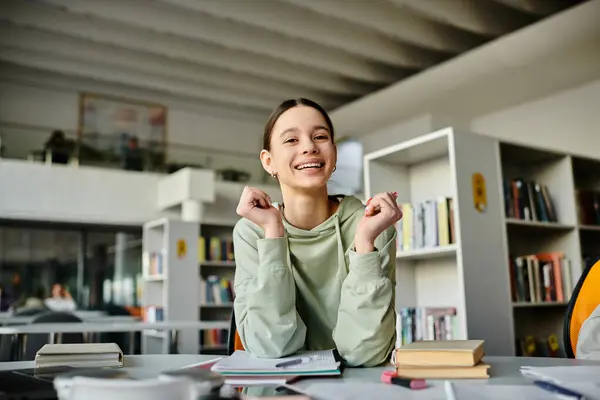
xmin=276 ymin=195 xmax=365 ymax=238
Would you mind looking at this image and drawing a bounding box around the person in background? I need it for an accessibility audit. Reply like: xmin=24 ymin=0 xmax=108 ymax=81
xmin=43 ymin=130 xmax=71 ymax=164
xmin=232 ymin=98 xmax=401 ymax=367
xmin=44 ymin=283 xmax=77 ymax=312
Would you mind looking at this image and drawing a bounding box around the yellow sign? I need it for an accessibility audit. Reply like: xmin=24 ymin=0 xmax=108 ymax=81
xmin=177 ymin=239 xmax=187 ymax=259
xmin=472 ymin=173 xmax=487 ymax=213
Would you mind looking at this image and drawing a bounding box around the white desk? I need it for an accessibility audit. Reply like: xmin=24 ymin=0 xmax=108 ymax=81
xmin=0 ymin=315 xmax=139 ymax=325
xmin=0 ymin=321 xmax=230 ymax=359
xmin=0 ymin=355 xmax=599 ymax=399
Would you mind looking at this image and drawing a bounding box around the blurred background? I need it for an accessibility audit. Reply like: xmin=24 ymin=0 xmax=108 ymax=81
xmin=0 ymin=0 xmax=599 ymax=359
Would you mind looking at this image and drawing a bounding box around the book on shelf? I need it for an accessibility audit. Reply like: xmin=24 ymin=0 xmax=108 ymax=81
xmin=508 ymin=252 xmax=572 ymax=304
xmin=515 ymin=334 xmax=562 ymax=358
xmin=394 ymin=340 xmax=489 ymax=379
xmin=576 ymin=189 xmax=600 ymax=226
xmin=397 ymin=307 xmax=458 ymax=346
xmin=199 ymin=236 xmax=234 ymax=263
xmin=201 ymin=329 xmax=229 ymax=349
xmin=503 ymin=179 xmax=557 ymax=222
xmin=142 ymin=251 xmax=164 ymax=277
xmin=200 ymin=275 xmax=233 ymax=305
xmin=396 ymin=197 xmax=455 ymax=252
xmin=142 ymin=305 xmax=164 ymax=322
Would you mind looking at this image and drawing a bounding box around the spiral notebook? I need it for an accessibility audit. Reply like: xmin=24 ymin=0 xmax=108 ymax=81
xmin=210 ymin=350 xmax=341 ymax=377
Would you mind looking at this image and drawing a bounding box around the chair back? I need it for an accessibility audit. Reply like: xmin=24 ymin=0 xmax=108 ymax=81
xmin=24 ymin=311 xmax=84 ymax=360
xmin=65 ymin=376 xmax=196 ymax=400
xmin=227 ymin=308 xmax=244 ymax=355
xmin=564 ymin=257 xmax=600 ymax=358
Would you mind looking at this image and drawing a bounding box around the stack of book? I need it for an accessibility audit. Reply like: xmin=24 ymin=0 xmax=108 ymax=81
xmin=394 ymin=340 xmax=489 ymax=379
xmin=35 ymin=343 xmax=123 ymax=369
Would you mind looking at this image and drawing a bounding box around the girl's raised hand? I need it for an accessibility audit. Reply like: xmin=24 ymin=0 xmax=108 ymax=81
xmin=354 ymin=192 xmax=402 ymax=253
xmin=236 ymin=186 xmax=284 ymax=238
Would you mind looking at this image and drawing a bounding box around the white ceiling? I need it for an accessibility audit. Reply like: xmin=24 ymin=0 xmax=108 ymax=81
xmin=0 ymin=0 xmax=585 ymax=120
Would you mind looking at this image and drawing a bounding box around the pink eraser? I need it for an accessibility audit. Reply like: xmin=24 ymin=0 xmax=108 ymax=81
xmin=381 ymin=369 xmax=398 ymax=383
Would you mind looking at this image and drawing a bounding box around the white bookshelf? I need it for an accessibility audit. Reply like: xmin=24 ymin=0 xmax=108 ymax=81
xmin=141 ymin=218 xmax=201 ymax=354
xmin=364 ymin=127 xmax=513 ymax=356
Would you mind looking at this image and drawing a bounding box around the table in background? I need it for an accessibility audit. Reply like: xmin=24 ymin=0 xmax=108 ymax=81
xmin=0 ymin=320 xmax=229 ymax=359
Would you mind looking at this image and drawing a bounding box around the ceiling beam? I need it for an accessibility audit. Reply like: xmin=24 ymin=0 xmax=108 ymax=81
xmin=0 ymin=23 xmax=348 ymax=109
xmin=0 ymin=46 xmax=281 ymax=112
xmin=277 ymin=0 xmax=484 ymax=53
xmin=156 ymin=0 xmax=443 ymax=68
xmin=0 ymin=0 xmax=387 ymax=92
xmin=0 ymin=62 xmax=268 ymax=122
xmin=389 ymin=0 xmax=537 ymax=36
xmin=33 ymin=0 xmax=407 ymax=82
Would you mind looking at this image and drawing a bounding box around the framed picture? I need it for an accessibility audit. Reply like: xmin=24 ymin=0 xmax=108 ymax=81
xmin=77 ymin=92 xmax=168 ymax=167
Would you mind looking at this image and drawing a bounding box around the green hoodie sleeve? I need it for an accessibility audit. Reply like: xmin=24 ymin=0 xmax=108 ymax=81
xmin=232 ymin=220 xmax=307 ymax=358
xmin=333 ymin=225 xmax=397 ymax=367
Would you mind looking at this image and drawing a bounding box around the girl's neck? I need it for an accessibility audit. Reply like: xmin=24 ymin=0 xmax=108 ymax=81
xmin=280 ymin=186 xmax=337 ymax=230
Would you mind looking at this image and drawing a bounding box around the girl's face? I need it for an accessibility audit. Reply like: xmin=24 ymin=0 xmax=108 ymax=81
xmin=261 ymin=105 xmax=336 ymax=192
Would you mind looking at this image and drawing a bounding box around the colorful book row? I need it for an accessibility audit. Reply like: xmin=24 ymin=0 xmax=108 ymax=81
xmin=142 ymin=305 xmax=164 ymax=323
xmin=200 ymin=276 xmax=233 ymax=305
xmin=503 ymin=179 xmax=557 ymax=222
xmin=397 ymin=307 xmax=458 ymax=346
xmin=201 ymin=329 xmax=228 ymax=348
xmin=396 ymin=198 xmax=455 ymax=251
xmin=143 ymin=252 xmax=164 ymax=277
xmin=508 ymin=252 xmax=572 ymax=304
xmin=198 ymin=236 xmax=234 ymax=262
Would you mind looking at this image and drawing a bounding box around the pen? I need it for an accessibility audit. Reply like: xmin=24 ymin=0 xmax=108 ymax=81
xmin=275 ymin=356 xmax=313 ymax=368
xmin=444 ymin=381 xmax=457 ymax=400
xmin=534 ymin=380 xmax=586 ymax=399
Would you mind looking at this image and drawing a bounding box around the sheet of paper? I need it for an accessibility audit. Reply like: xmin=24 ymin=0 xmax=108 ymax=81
xmin=302 ymin=381 xmax=447 ymax=400
xmin=521 ymin=365 xmax=600 ymax=384
xmin=211 ymin=350 xmax=337 ymax=371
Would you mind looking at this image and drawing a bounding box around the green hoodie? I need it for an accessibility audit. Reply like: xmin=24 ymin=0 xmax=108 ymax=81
xmin=232 ymin=195 xmax=397 ymax=367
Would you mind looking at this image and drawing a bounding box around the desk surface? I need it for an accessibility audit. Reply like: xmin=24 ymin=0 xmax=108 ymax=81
xmin=0 ymin=320 xmax=229 ymax=334
xmin=1 ymin=354 xmax=598 ymax=381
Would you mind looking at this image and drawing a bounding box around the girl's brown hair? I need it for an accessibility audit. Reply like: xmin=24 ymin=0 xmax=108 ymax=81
xmin=263 ymin=98 xmax=335 ymax=151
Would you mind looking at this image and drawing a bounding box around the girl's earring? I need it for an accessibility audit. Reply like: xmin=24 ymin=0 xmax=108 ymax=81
xmin=271 ymin=172 xmax=278 ymax=180
xmin=333 ymin=165 xmax=337 ymax=172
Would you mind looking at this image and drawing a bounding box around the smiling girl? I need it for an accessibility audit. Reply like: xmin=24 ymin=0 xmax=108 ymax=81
xmin=232 ymin=98 xmax=401 ymax=367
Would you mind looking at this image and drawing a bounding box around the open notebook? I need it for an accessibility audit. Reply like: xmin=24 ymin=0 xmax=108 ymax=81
xmin=211 ymin=350 xmax=341 ymax=377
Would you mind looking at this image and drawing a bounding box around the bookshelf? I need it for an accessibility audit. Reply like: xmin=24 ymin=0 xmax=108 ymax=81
xmin=141 ymin=218 xmax=202 ymax=354
xmin=363 ymin=127 xmax=512 ymax=356
xmin=498 ymin=142 xmax=592 ymax=357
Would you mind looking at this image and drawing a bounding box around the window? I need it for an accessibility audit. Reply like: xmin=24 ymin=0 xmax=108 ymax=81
xmin=328 ymin=138 xmax=363 ymax=196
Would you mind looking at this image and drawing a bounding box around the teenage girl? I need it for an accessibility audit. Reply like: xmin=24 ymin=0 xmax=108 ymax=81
xmin=233 ymin=98 xmax=401 ymax=367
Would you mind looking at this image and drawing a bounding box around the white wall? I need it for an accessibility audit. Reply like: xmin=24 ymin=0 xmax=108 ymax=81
xmin=362 ymin=79 xmax=600 ymax=159
xmin=0 ymin=81 xmax=266 ymax=181
xmin=470 ymin=79 xmax=600 ymax=157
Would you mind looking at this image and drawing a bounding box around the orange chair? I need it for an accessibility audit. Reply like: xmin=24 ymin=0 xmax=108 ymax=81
xmin=563 ymin=257 xmax=600 ymax=358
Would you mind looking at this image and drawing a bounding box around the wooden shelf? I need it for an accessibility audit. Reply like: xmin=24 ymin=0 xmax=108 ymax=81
xmin=512 ymin=302 xmax=569 ymax=308
xmin=579 ymin=225 xmax=600 ymax=232
xmin=200 ymin=303 xmax=233 ymax=309
xmin=201 ymin=260 xmax=236 ymax=267
xmin=396 ymin=245 xmax=457 ymax=261
xmin=505 ymin=218 xmax=575 ymax=230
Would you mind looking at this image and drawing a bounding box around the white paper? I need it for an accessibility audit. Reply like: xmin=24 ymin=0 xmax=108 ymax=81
xmin=521 ymin=365 xmax=600 ymax=384
xmin=302 ymin=381 xmax=447 ymax=400
xmin=211 ymin=350 xmax=338 ymax=372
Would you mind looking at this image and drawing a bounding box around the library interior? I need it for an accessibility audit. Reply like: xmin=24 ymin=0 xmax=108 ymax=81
xmin=1 ymin=0 xmax=600 ymax=399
